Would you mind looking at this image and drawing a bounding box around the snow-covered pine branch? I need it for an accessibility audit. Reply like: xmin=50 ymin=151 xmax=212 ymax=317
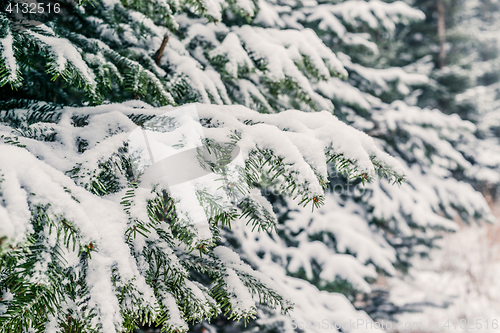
xmin=0 ymin=101 xmax=403 ymax=332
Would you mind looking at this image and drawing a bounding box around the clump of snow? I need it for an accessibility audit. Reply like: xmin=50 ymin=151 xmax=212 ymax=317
xmin=0 ymin=32 xmax=18 ymax=84
xmin=27 ymin=30 xmax=96 ymax=88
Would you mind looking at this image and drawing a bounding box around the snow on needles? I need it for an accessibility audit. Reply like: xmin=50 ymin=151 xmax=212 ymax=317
xmin=0 ymin=32 xmax=18 ymax=84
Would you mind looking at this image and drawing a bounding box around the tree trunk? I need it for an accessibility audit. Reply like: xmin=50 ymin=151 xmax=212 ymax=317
xmin=437 ymin=0 xmax=446 ymax=68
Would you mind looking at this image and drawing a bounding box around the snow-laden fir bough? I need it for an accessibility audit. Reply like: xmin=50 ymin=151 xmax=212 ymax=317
xmin=0 ymin=102 xmax=404 ymax=332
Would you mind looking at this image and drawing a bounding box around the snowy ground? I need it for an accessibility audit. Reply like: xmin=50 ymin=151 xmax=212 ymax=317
xmin=386 ymin=202 xmax=500 ymax=333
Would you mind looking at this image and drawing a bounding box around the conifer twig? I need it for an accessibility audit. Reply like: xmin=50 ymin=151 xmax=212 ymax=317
xmin=153 ymin=33 xmax=170 ymax=66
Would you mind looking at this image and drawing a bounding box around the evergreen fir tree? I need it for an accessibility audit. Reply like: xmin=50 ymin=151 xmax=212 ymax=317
xmin=390 ymin=0 xmax=471 ymax=115
xmin=399 ymin=0 xmax=500 ymax=192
